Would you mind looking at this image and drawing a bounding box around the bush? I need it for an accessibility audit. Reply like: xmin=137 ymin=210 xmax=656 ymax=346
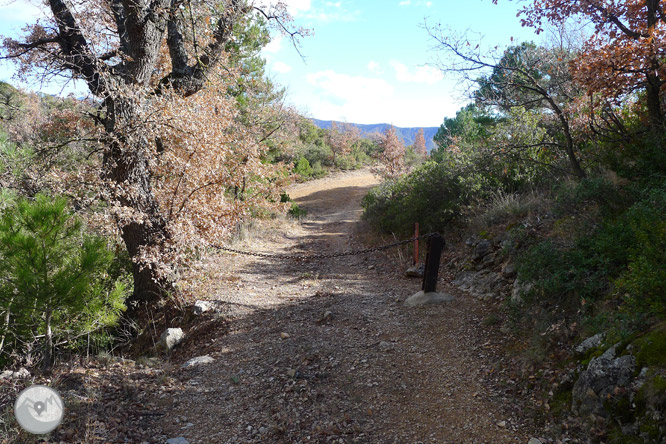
xmin=362 ymin=160 xmax=478 ymax=235
xmin=299 ymin=143 xmax=334 ymax=167
xmin=280 ymin=192 xmax=307 ymax=218
xmin=0 ymin=194 xmax=129 ymax=369
xmin=517 ymin=180 xmax=666 ymax=327
xmin=334 ymin=154 xmax=356 ymax=170
xmin=293 ymin=156 xmax=313 ymax=178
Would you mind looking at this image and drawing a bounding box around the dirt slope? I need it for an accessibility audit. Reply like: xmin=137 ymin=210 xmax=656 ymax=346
xmin=156 ymin=168 xmax=534 ymax=444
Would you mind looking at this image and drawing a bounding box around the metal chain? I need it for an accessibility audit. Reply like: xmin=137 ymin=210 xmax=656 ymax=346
xmin=210 ymin=232 xmax=437 ymax=260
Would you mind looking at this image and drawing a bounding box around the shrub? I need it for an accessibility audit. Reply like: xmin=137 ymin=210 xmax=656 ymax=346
xmin=0 ymin=194 xmax=129 ymax=369
xmin=293 ymin=156 xmax=313 ymax=178
xmin=362 ymin=160 xmax=478 ymax=235
xmin=299 ymin=143 xmax=334 ymax=167
xmin=517 ymin=180 xmax=666 ymax=328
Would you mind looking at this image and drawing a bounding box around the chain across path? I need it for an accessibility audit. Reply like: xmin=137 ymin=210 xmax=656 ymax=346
xmin=211 ymin=232 xmax=437 ymax=261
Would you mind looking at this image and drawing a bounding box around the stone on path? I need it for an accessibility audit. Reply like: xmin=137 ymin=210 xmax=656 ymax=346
xmin=166 ymin=438 xmax=189 ymax=444
xmin=528 ymin=439 xmax=543 ymax=444
xmin=404 ymin=291 xmax=454 ymax=307
xmin=182 ymin=355 xmax=215 ymax=369
xmin=405 ymin=263 xmax=425 ymax=278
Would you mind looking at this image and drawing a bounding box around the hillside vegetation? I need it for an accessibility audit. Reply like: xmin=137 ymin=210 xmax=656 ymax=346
xmin=361 ymin=4 xmax=666 ymax=442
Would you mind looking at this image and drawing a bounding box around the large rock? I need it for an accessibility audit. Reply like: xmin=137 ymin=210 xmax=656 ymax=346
xmin=404 ymin=291 xmax=454 ymax=307
xmin=572 ymin=344 xmax=637 ymax=417
xmin=453 ymin=270 xmax=503 ymax=298
xmin=157 ymin=328 xmax=184 ymax=352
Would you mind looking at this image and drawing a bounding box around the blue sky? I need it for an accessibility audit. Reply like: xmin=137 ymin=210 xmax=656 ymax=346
xmin=0 ymin=0 xmax=541 ymax=128
xmin=261 ymin=0 xmax=542 ymax=127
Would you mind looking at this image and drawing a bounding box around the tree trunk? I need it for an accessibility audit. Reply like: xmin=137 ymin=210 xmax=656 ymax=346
xmin=103 ymin=97 xmax=174 ymax=308
xmin=645 ymin=72 xmax=665 ymax=131
xmin=42 ymin=308 xmax=52 ymax=372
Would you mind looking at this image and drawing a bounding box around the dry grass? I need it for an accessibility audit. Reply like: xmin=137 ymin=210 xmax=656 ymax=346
xmin=472 ymin=190 xmax=551 ymax=230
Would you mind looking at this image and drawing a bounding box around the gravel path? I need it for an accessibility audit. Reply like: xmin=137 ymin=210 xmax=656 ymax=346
xmin=156 ymin=169 xmax=533 ymax=444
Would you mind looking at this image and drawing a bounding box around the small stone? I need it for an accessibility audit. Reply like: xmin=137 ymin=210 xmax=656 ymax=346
xmin=259 ymin=426 xmax=268 ymax=435
xmin=405 ymin=263 xmax=425 ymax=278
xmin=192 ymin=300 xmax=213 ymax=315
xmin=286 ymin=368 xmax=296 ymax=378
xmin=497 ymin=420 xmax=507 ymax=428
xmin=157 ymin=328 xmax=184 ymax=352
xmin=13 ymin=368 xmax=29 ymax=379
xmin=166 ymin=438 xmax=189 ymax=444
xmin=528 ymin=439 xmax=543 ymax=444
xmin=181 ymin=355 xmax=215 ymax=369
xmin=378 ymin=341 xmax=393 ymax=352
xmin=473 ymin=240 xmax=491 ymax=261
xmin=574 ymin=333 xmax=604 ymax=355
xmin=280 ymin=332 xmax=290 ymax=339
xmin=368 ymin=264 xmax=375 ymax=270
xmin=501 ymin=262 xmax=517 ymax=278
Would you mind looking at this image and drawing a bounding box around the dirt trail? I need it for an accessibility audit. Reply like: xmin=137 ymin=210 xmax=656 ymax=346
xmin=158 ymin=169 xmax=533 ymax=444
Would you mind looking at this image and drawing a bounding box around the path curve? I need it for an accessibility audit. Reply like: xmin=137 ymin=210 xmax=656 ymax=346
xmin=159 ymin=168 xmax=532 ymax=444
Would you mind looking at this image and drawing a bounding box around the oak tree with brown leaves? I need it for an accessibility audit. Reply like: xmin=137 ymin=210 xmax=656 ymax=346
xmin=377 ymin=125 xmax=405 ymax=179
xmin=514 ymin=0 xmax=666 ymax=132
xmin=413 ymin=128 xmax=427 ymax=158
xmin=1 ymin=0 xmax=305 ymax=309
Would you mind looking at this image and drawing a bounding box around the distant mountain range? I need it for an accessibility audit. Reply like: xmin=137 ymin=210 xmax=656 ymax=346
xmin=311 ymin=119 xmax=439 ymax=152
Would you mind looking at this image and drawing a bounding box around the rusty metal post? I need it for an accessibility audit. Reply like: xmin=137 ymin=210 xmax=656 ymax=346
xmin=413 ymin=223 xmax=419 ymax=266
xmin=421 ymin=233 xmax=445 ymax=293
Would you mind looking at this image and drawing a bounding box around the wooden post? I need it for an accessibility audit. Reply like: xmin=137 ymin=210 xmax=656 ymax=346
xmin=422 ymin=234 xmax=445 ymax=293
xmin=413 ymin=223 xmax=419 ymax=266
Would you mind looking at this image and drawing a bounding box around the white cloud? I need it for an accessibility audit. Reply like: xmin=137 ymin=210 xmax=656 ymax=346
xmin=272 ymin=61 xmax=293 ymax=73
xmin=390 ymin=60 xmax=443 ymax=85
xmin=367 ymin=60 xmax=383 ymax=74
xmin=263 ymin=35 xmax=284 ymax=55
xmin=306 ymin=70 xmax=394 ymax=103
xmin=281 ymin=0 xmax=312 ymax=14
xmin=0 ymin=1 xmax=45 ymax=28
xmin=398 ymin=0 xmax=432 ymax=6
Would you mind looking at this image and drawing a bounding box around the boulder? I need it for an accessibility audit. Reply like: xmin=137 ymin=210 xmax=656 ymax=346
xmin=572 ymin=344 xmax=637 ymax=417
xmin=404 ymin=291 xmax=454 ymax=307
xmin=157 ymin=328 xmax=184 ymax=352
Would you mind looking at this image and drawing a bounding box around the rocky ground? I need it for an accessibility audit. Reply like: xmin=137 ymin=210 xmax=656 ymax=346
xmin=0 ymin=169 xmax=546 ymax=443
